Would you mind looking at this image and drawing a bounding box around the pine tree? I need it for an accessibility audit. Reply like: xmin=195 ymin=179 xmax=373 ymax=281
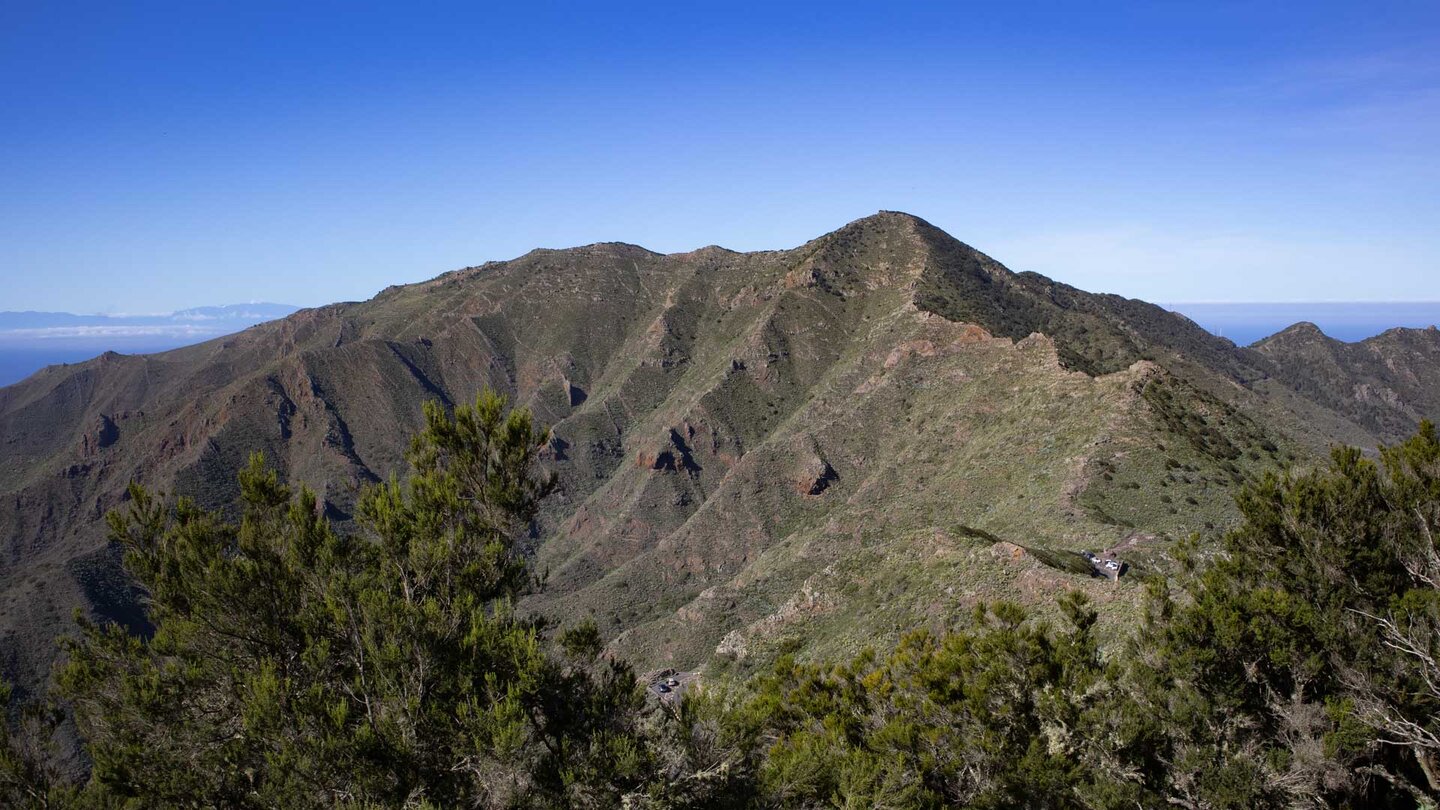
xmin=57 ymin=392 xmax=651 ymax=808
xmin=1131 ymin=421 xmax=1440 ymax=807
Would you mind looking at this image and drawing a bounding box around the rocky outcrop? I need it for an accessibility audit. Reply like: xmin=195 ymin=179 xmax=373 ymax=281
xmin=791 ymin=439 xmax=838 ymax=496
xmin=80 ymin=414 xmax=119 ymax=457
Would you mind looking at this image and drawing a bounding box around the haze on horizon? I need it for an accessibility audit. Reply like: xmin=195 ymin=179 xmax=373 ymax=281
xmin=1 ymin=1 xmax=1436 ymax=314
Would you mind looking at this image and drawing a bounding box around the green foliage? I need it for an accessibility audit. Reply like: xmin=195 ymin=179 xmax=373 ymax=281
xmin=642 ymin=422 xmax=1440 ymax=808
xmin=643 ymin=594 xmax=1161 ymax=809
xmin=9 ymin=398 xmax=1440 ymax=808
xmin=54 ymin=392 xmax=650 ymax=808
xmin=0 ymin=681 xmax=76 ymax=809
xmin=1130 ymin=420 xmax=1440 ymax=807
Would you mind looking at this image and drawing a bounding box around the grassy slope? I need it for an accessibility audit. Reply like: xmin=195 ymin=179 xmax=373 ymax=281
xmin=1 ymin=212 xmax=1436 ymax=699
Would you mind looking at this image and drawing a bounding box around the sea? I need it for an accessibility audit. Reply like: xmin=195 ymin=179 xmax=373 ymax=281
xmin=0 ymin=340 xmax=196 ymax=388
xmin=1165 ymin=302 xmax=1440 ymax=347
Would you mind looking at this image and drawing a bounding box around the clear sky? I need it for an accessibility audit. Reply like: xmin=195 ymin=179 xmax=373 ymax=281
xmin=1 ymin=1 xmax=1437 ymax=313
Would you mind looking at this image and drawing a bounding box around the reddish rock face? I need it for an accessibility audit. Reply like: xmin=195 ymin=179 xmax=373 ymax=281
xmin=792 ymin=452 xmax=838 ymax=496
xmin=80 ymin=414 xmax=119 ymax=457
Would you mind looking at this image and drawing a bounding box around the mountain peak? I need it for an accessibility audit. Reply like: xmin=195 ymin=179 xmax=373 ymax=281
xmin=805 ymin=211 xmax=968 ymax=267
xmin=1259 ymin=321 xmax=1333 ymax=345
xmin=834 ymin=210 xmax=936 ymax=236
xmin=864 ymin=209 xmax=931 ymax=224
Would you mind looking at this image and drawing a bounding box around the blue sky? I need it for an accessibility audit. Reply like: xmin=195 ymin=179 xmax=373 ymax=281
xmin=1 ymin=1 xmax=1436 ymax=313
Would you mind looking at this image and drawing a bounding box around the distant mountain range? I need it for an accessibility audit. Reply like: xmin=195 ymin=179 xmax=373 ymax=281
xmin=0 ymin=303 xmax=299 ymax=340
xmin=2 ymin=213 xmax=1438 ymax=719
xmin=0 ymin=303 xmax=299 ymax=386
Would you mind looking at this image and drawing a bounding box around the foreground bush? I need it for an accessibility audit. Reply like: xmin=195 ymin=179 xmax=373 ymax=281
xmin=57 ymin=392 xmax=650 ymax=808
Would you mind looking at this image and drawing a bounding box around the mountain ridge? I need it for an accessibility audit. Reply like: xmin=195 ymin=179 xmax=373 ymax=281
xmin=2 ymin=212 xmax=1437 ymax=703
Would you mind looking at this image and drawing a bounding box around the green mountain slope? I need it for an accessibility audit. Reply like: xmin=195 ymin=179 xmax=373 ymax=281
xmin=1 ymin=212 xmax=1436 ymax=698
xmin=1251 ymin=321 xmax=1440 ymax=440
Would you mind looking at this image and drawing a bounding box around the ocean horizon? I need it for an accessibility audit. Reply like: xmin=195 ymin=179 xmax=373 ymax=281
xmin=0 ymin=339 xmax=199 ymax=388
xmin=1165 ymin=302 xmax=1440 ymax=347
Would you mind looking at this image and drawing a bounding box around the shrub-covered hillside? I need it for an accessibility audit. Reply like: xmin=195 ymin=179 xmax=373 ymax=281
xmin=6 ymin=397 xmax=1440 ymax=808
